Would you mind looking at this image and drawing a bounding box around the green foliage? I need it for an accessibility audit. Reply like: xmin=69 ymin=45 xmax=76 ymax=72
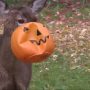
xmin=5 ymin=0 xmax=18 ymax=5
xmin=5 ymin=0 xmax=31 ymax=6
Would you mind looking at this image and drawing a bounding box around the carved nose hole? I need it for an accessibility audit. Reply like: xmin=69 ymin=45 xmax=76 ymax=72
xmin=37 ymin=29 xmax=42 ymax=36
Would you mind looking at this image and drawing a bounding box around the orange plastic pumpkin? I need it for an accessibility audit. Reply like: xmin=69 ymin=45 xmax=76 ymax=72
xmin=11 ymin=22 xmax=55 ymax=63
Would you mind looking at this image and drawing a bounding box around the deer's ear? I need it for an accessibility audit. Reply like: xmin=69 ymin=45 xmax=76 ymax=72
xmin=0 ymin=1 xmax=6 ymax=15
xmin=0 ymin=1 xmax=8 ymax=15
xmin=31 ymin=0 xmax=47 ymax=14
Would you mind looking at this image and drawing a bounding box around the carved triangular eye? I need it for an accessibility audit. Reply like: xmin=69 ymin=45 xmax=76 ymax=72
xmin=37 ymin=29 xmax=41 ymax=36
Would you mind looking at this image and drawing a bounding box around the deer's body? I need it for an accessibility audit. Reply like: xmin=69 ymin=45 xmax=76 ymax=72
xmin=0 ymin=6 xmax=33 ymax=90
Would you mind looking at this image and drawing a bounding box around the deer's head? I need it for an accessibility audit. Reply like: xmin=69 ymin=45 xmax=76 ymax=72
xmin=0 ymin=0 xmax=47 ymax=36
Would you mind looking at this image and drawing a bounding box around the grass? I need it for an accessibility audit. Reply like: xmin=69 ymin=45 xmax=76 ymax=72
xmin=79 ymin=7 xmax=90 ymax=19
xmin=30 ymin=51 xmax=90 ymax=90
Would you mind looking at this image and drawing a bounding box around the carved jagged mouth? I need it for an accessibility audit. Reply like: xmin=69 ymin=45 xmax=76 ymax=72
xmin=30 ymin=36 xmax=49 ymax=45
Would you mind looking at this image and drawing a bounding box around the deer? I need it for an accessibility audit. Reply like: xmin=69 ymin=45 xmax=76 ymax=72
xmin=0 ymin=0 xmax=47 ymax=90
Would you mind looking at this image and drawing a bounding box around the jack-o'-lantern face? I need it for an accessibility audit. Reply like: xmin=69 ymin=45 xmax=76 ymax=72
xmin=11 ymin=22 xmax=55 ymax=63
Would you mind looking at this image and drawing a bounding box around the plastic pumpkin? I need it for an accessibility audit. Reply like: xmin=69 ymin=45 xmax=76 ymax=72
xmin=11 ymin=22 xmax=55 ymax=63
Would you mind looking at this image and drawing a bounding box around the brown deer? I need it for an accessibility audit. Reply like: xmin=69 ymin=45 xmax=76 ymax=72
xmin=0 ymin=0 xmax=47 ymax=90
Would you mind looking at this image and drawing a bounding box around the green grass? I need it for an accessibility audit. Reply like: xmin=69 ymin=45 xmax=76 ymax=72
xmin=65 ymin=11 xmax=73 ymax=18
xmin=79 ymin=7 xmax=90 ymax=19
xmin=30 ymin=51 xmax=90 ymax=90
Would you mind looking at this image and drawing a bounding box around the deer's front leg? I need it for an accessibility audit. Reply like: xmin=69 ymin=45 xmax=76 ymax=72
xmin=0 ymin=64 xmax=15 ymax=90
xmin=14 ymin=61 xmax=32 ymax=90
